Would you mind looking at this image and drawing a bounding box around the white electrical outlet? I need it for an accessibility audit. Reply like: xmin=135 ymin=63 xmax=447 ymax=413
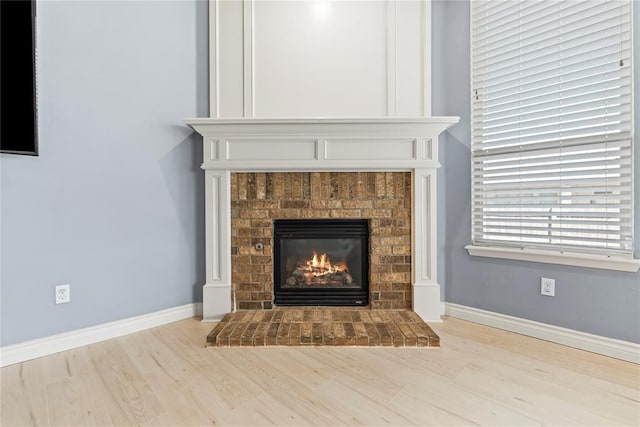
xmin=55 ymin=284 xmax=71 ymax=304
xmin=540 ymin=277 xmax=555 ymax=296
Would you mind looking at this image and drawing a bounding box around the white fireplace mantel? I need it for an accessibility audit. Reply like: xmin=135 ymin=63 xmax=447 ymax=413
xmin=185 ymin=117 xmax=459 ymax=322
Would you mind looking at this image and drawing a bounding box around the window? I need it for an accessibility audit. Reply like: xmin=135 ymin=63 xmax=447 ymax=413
xmin=468 ymin=0 xmax=639 ymax=271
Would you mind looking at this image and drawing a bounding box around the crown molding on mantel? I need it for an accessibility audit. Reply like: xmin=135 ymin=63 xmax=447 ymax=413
xmin=184 ymin=116 xmax=460 ymax=172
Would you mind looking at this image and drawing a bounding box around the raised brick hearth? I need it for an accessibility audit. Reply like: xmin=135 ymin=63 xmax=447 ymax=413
xmin=231 ymin=172 xmax=411 ymax=310
xmin=207 ymin=308 xmax=439 ymax=347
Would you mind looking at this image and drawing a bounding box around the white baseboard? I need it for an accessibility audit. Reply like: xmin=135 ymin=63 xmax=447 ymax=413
xmin=0 ymin=303 xmax=203 ymax=368
xmin=445 ymin=303 xmax=639 ymax=364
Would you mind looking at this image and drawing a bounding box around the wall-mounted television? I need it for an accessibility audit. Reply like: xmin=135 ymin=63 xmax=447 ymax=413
xmin=1 ymin=0 xmax=38 ymax=156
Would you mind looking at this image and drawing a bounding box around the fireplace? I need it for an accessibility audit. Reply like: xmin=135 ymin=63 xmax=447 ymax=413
xmin=184 ymin=117 xmax=459 ymax=322
xmin=274 ymin=219 xmax=369 ymax=306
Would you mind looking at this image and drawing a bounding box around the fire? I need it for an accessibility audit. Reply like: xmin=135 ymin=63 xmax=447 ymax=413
xmin=304 ymin=252 xmax=347 ymax=277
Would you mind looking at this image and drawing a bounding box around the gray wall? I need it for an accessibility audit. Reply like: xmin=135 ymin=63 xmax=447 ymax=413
xmin=0 ymin=0 xmax=208 ymax=346
xmin=433 ymin=0 xmax=640 ymax=343
xmin=2 ymin=0 xmax=637 ymax=348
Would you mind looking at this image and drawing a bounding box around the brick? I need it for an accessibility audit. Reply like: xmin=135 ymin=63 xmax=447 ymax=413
xmin=262 ymin=311 xmax=275 ymax=322
xmin=362 ymin=209 xmax=392 ymax=218
xmin=392 ymin=283 xmax=411 ymax=292
xmin=229 ymin=322 xmax=247 ymax=346
xmin=288 ymin=323 xmax=302 ymax=346
xmin=265 ymin=322 xmax=280 ymax=345
xmin=252 ymin=292 xmax=272 ymax=301
xmin=380 ymin=236 xmax=410 ymax=246
xmin=379 ymin=291 xmax=406 ymax=301
xmin=237 ymin=174 xmax=248 ymax=200
xmin=333 ymin=323 xmax=346 ymax=346
xmin=376 ymin=323 xmax=393 ymax=346
xmin=253 ymin=322 xmax=270 ymax=346
xmin=392 ymin=245 xmax=411 ymax=255
xmin=281 ymin=200 xmax=309 ymax=209
xmin=322 ymin=322 xmax=335 ymax=345
xmin=234 ymin=291 xmax=252 ymax=301
xmin=232 ymin=219 xmax=252 ymax=228
xmin=250 ymin=255 xmax=272 ymax=264
xmin=394 ymin=172 xmax=406 ymax=199
xmin=265 ymin=173 xmax=274 ymax=199
xmin=300 ymin=322 xmax=312 ymax=345
xmin=291 ymin=172 xmax=302 ymax=199
xmin=302 ymin=173 xmax=311 ymax=199
xmin=300 ymin=210 xmax=332 ymax=218
xmin=343 ymin=323 xmax=357 ymax=346
xmin=239 ymin=209 xmax=269 ymax=219
xmin=237 ymin=301 xmax=262 ymax=310
xmin=251 ymin=219 xmax=271 ymax=227
xmin=230 ymin=173 xmax=239 ymax=199
xmin=342 ymin=200 xmax=373 ymax=209
xmin=287 ymin=173 xmax=297 ymax=199
xmin=274 ymin=174 xmax=284 ymax=199
xmin=247 ymin=173 xmax=257 ymax=200
xmin=329 ymin=209 xmax=361 ymax=218
xmin=238 ymin=228 xmax=262 ymax=238
xmin=391 ymin=264 xmax=411 ymax=273
xmin=385 ymin=172 xmax=394 ymax=198
xmin=310 ymin=200 xmax=342 ymax=209
xmin=373 ymin=199 xmax=404 ymax=209
xmin=364 ymin=322 xmax=380 ymax=345
xmin=241 ymin=322 xmax=259 ymax=346
xmin=352 ymin=322 xmax=369 ymax=346
xmin=312 ymin=310 xmax=324 ymax=322
xmin=332 ymin=310 xmax=351 ymax=322
xmin=312 ymin=323 xmax=323 ymax=345
xmin=276 ymin=323 xmax=291 ymax=345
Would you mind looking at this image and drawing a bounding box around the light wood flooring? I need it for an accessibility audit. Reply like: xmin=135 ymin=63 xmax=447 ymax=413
xmin=1 ymin=316 xmax=638 ymax=426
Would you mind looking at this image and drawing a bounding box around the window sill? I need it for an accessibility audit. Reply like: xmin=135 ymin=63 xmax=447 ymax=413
xmin=465 ymin=245 xmax=640 ymax=273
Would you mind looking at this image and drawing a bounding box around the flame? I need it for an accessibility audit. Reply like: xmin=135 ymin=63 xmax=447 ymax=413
xmin=303 ymin=252 xmax=347 ymax=276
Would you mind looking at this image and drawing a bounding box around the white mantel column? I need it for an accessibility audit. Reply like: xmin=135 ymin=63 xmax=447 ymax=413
xmin=412 ymin=167 xmax=442 ymax=322
xmin=202 ymin=169 xmax=232 ymax=321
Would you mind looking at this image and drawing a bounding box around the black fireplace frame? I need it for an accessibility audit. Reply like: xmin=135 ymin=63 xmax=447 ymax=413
xmin=273 ymin=219 xmax=369 ymax=306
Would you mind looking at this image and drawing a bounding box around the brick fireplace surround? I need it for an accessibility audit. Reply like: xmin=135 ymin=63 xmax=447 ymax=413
xmin=232 ymin=171 xmax=412 ymax=310
xmin=185 ymin=118 xmax=459 ymax=323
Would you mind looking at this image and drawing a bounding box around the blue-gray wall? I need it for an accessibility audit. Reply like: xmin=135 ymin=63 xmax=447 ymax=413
xmin=433 ymin=0 xmax=640 ymax=343
xmin=0 ymin=0 xmax=208 ymax=346
xmin=2 ymin=0 xmax=637 ymax=348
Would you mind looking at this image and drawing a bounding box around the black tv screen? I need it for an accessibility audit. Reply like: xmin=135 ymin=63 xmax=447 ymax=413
xmin=1 ymin=0 xmax=38 ymax=155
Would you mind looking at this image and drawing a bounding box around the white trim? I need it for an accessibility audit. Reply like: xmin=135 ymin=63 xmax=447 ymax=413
xmin=209 ymin=0 xmax=219 ymax=117
xmin=445 ymin=303 xmax=640 ymax=364
xmin=422 ymin=0 xmax=431 ymax=116
xmin=386 ymin=0 xmax=397 ymax=116
xmin=0 ymin=303 xmax=203 ymax=368
xmin=465 ymin=245 xmax=640 ymax=273
xmin=242 ymin=0 xmax=254 ymax=117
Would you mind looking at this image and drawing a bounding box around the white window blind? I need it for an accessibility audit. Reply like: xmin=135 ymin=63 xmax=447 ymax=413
xmin=471 ymin=0 xmax=634 ymax=257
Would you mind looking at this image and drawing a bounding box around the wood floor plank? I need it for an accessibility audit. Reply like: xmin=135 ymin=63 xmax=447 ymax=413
xmin=2 ymin=316 xmax=638 ymax=426
xmin=87 ymin=340 xmax=165 ymax=425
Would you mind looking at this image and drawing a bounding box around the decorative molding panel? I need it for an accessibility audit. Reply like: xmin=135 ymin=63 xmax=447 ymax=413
xmin=211 ymin=0 xmax=431 ymax=118
xmin=323 ymin=138 xmax=417 ymax=161
xmin=225 ymin=138 xmax=319 ymax=161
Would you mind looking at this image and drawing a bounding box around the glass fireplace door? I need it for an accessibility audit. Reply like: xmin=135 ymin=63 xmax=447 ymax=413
xmin=274 ymin=219 xmax=369 ymax=306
